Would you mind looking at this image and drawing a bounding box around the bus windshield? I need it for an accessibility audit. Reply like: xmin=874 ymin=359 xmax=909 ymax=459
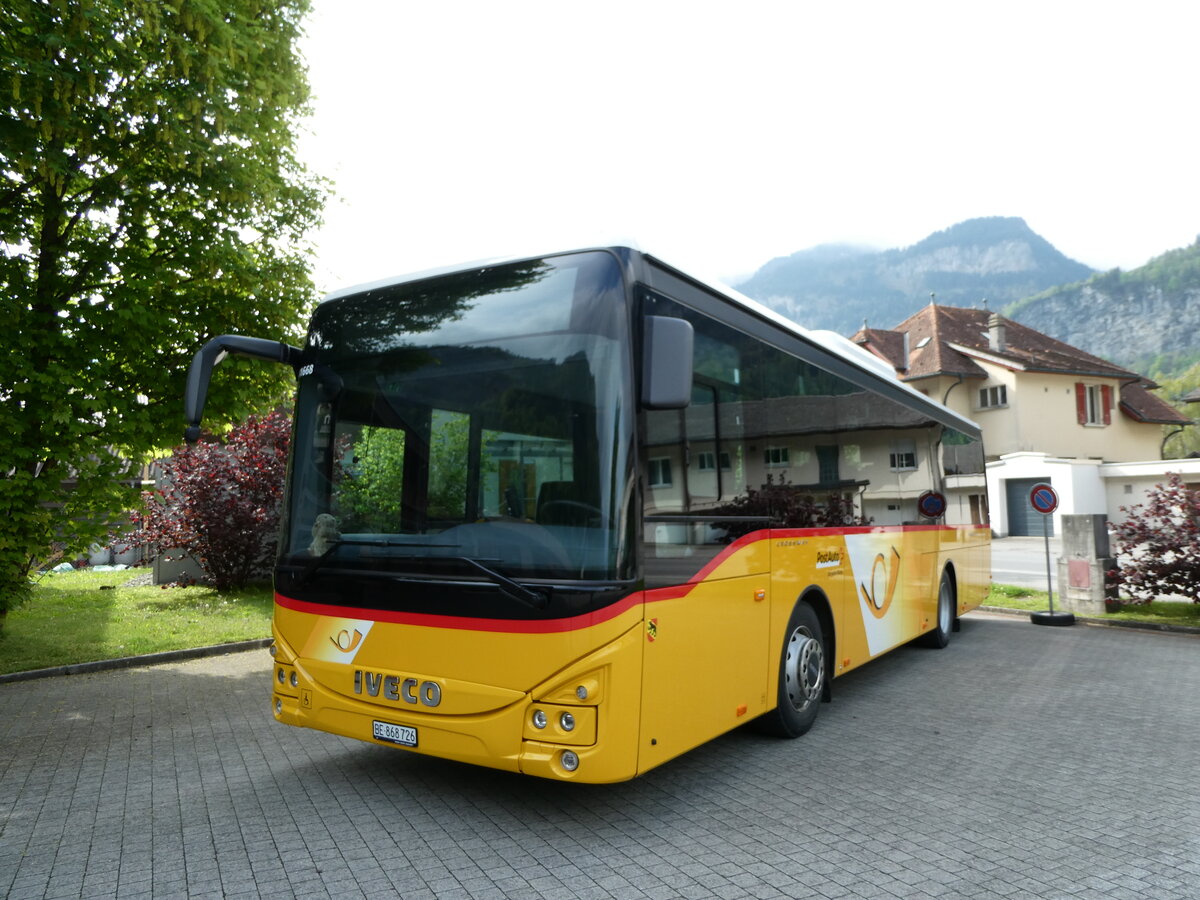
xmin=278 ymin=251 xmax=635 ymax=614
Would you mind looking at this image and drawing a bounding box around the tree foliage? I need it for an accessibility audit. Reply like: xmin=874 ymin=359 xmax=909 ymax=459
xmin=0 ymin=0 xmax=325 ymax=613
xmin=1109 ymin=474 xmax=1200 ymax=603
xmin=132 ymin=411 xmax=290 ymax=591
xmin=1157 ymin=359 xmax=1200 ymax=460
xmin=334 ymin=426 xmax=408 ymax=533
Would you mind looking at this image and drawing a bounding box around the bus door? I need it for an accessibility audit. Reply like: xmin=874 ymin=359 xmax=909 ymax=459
xmin=639 ymin=380 xmax=770 ymax=770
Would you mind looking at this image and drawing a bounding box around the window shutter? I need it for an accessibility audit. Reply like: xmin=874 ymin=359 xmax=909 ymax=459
xmin=1101 ymin=384 xmax=1113 ymax=425
xmin=1075 ymin=383 xmax=1087 ymax=424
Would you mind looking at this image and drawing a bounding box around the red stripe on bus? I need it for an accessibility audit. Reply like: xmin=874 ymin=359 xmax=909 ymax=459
xmin=643 ymin=523 xmax=984 ymax=604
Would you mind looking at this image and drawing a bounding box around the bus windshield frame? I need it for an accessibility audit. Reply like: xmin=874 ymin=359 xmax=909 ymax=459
xmin=276 ymin=250 xmax=637 ymax=619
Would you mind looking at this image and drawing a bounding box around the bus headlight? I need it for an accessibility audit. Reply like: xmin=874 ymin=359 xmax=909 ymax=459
xmin=559 ymin=712 xmax=575 ymax=732
xmin=532 ymin=709 xmax=548 ymax=729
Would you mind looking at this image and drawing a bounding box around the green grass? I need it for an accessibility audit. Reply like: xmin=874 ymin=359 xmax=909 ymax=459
xmin=986 ymin=584 xmax=1049 ymax=610
xmin=987 ymin=583 xmax=1200 ymax=628
xmin=0 ymin=569 xmax=273 ymax=676
xmin=1101 ymin=601 xmax=1200 ymax=628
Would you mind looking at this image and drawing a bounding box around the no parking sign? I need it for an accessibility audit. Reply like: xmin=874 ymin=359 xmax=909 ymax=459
xmin=917 ymin=490 xmax=947 ymax=519
xmin=1029 ymin=483 xmax=1058 ymax=515
xmin=1026 ymin=482 xmax=1074 ymax=626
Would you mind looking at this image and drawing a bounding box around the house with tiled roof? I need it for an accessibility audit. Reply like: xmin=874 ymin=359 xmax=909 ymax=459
xmin=852 ymin=304 xmax=1197 ymax=536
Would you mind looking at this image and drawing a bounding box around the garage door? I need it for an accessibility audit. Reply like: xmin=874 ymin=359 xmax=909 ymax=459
xmin=1006 ymin=478 xmax=1055 ymax=536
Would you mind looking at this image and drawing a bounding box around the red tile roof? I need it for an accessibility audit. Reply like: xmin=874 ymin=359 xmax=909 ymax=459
xmin=851 ymin=303 xmax=1191 ymax=426
xmin=1120 ymin=383 xmax=1193 ymax=425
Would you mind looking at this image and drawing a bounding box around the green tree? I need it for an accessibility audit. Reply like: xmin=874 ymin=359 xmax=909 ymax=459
xmin=1158 ymin=360 xmax=1200 ymax=459
xmin=0 ymin=0 xmax=325 ymax=622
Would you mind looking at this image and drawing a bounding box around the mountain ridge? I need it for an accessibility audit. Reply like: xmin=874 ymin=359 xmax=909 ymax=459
xmin=734 ymin=216 xmax=1197 ymax=376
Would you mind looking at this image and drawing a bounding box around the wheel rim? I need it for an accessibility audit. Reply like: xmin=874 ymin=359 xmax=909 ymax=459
xmin=938 ymin=576 xmax=953 ymax=634
xmin=784 ymin=625 xmax=824 ymax=711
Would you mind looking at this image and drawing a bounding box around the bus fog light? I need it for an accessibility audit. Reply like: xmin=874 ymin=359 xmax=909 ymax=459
xmin=275 ymin=699 xmax=282 ymax=715
xmin=532 ymin=709 xmax=548 ymax=729
xmin=560 ymin=750 xmax=579 ymax=772
xmin=559 ymin=712 xmax=576 ymax=732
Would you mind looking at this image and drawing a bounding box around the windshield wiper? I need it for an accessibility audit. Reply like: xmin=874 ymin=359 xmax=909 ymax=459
xmin=454 ymin=556 xmax=548 ymax=610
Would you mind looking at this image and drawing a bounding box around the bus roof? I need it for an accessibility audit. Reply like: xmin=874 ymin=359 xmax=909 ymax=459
xmin=319 ymin=245 xmax=982 ymax=440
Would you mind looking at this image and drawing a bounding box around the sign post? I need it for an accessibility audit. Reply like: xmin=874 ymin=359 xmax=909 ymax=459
xmin=1027 ymin=483 xmax=1074 ymax=626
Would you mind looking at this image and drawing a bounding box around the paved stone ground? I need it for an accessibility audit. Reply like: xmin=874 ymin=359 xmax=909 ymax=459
xmin=1 ymin=613 xmax=1198 ymax=899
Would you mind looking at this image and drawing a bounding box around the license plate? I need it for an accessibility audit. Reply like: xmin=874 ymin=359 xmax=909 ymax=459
xmin=372 ymin=720 xmax=417 ymax=747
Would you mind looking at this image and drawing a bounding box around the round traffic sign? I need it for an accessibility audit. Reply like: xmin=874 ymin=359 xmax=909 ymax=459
xmin=917 ymin=490 xmax=947 ymax=519
xmin=1029 ymin=482 xmax=1058 ymax=515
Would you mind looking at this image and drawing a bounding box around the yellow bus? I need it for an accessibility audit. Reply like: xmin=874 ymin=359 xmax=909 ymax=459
xmin=184 ymin=247 xmax=991 ymax=783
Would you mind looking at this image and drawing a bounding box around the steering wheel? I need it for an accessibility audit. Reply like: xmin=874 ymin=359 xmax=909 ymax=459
xmin=538 ymin=500 xmax=604 ymax=527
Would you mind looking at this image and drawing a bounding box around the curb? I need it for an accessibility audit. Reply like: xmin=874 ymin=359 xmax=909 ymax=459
xmin=976 ymin=605 xmax=1200 ymax=636
xmin=0 ymin=638 xmax=274 ymax=685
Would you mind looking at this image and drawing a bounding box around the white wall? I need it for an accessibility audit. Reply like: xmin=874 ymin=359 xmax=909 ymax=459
xmin=987 ymin=452 xmax=1200 ymax=534
xmin=1101 ymin=459 xmax=1200 ymax=528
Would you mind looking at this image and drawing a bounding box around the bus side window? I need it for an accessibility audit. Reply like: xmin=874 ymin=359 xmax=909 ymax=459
xmin=642 ymin=408 xmax=685 ymax=518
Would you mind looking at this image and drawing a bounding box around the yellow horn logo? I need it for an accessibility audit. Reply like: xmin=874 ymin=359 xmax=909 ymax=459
xmin=860 ymin=546 xmax=901 ymax=619
xmin=330 ymin=628 xmax=365 ymax=653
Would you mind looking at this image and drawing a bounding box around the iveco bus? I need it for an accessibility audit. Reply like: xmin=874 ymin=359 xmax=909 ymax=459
xmin=183 ymin=247 xmax=990 ymax=783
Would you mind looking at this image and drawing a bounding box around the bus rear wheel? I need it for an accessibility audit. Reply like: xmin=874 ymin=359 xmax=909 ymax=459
xmin=758 ymin=602 xmax=825 ymax=738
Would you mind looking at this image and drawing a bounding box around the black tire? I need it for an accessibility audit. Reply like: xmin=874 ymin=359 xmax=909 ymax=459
xmin=757 ymin=602 xmax=825 ymax=738
xmin=919 ymin=570 xmax=955 ymax=649
xmin=1030 ymin=610 xmax=1076 ymax=627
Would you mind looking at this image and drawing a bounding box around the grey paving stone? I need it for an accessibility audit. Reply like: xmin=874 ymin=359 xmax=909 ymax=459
xmin=1 ymin=616 xmax=1199 ymax=899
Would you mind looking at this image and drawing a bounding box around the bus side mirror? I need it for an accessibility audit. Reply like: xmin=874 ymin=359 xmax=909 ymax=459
xmin=642 ymin=316 xmax=693 ymax=410
xmin=184 ymin=335 xmax=302 ymax=443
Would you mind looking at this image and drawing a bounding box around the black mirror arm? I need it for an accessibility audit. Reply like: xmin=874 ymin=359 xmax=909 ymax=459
xmin=184 ymin=335 xmax=302 ymax=443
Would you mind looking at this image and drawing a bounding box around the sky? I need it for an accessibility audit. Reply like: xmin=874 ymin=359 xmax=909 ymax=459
xmin=296 ymin=1 xmax=1200 ymax=295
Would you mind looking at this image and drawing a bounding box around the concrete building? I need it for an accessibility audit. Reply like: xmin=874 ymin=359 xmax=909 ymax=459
xmin=852 ymin=304 xmax=1198 ymax=536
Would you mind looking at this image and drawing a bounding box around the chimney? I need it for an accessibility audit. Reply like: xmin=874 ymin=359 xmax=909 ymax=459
xmin=987 ymin=313 xmax=1006 ymax=353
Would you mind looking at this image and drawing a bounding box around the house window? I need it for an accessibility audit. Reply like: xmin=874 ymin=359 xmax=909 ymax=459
xmin=978 ymin=385 xmax=1007 ymax=409
xmin=1086 ymin=386 xmax=1102 ymax=424
xmin=648 ymin=458 xmax=672 ymax=488
xmin=889 ymin=439 xmax=918 ymax=471
xmin=1076 ymin=382 xmax=1112 ymax=426
xmin=764 ymin=447 xmax=789 ymax=467
xmin=695 ymin=451 xmax=731 ymax=471
xmin=816 ymin=445 xmax=839 ymax=485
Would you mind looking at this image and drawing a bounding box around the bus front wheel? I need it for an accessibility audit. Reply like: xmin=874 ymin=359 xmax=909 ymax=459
xmin=758 ymin=602 xmax=825 ymax=738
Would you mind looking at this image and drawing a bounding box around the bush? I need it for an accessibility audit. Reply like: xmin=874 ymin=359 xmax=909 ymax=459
xmin=1109 ymin=473 xmax=1200 ymax=603
xmin=131 ymin=411 xmax=290 ymax=591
